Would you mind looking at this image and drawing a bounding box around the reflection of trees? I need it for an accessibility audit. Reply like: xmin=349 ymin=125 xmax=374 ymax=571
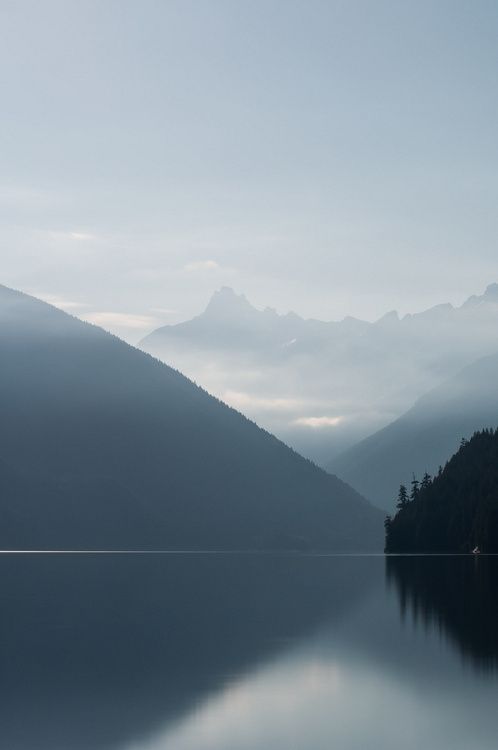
xmin=386 ymin=555 xmax=498 ymax=671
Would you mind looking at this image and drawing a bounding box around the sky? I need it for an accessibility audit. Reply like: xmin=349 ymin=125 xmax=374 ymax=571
xmin=1 ymin=0 xmax=498 ymax=342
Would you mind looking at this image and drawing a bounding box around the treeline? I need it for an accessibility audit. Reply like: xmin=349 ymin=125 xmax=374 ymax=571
xmin=384 ymin=429 xmax=498 ymax=553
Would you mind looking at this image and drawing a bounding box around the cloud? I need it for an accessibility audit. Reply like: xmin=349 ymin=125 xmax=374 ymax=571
xmin=47 ymin=230 xmax=99 ymax=243
xmin=82 ymin=311 xmax=159 ymax=329
xmin=31 ymin=292 xmax=89 ymax=311
xmin=150 ymin=307 xmax=178 ymax=315
xmin=293 ymin=416 xmax=343 ymax=428
xmin=223 ymin=390 xmax=303 ymax=412
xmin=68 ymin=231 xmax=96 ymax=241
xmin=183 ymin=259 xmax=220 ymax=272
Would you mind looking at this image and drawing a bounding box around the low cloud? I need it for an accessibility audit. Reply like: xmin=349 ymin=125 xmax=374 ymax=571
xmin=183 ymin=260 xmax=220 ymax=272
xmin=150 ymin=307 xmax=178 ymax=315
xmin=68 ymin=231 xmax=96 ymax=241
xmin=294 ymin=416 xmax=343 ymax=428
xmin=223 ymin=390 xmax=303 ymax=413
xmin=32 ymin=292 xmax=89 ymax=311
xmin=47 ymin=230 xmax=99 ymax=243
xmin=83 ymin=311 xmax=159 ymax=330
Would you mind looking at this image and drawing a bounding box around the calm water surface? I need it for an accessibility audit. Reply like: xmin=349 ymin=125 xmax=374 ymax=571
xmin=0 ymin=553 xmax=497 ymax=749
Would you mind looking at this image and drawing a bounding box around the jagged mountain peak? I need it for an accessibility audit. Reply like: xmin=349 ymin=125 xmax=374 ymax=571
xmin=485 ymin=282 xmax=498 ymax=296
xmin=461 ymin=282 xmax=498 ymax=309
xmin=375 ymin=310 xmax=399 ymax=326
xmin=203 ymin=287 xmax=255 ymax=318
xmin=407 ymin=302 xmax=454 ymax=322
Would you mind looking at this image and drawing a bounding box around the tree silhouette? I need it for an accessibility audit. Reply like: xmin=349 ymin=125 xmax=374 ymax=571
xmin=396 ymin=484 xmax=409 ymax=510
xmin=410 ymin=474 xmax=420 ymax=502
xmin=420 ymin=472 xmax=432 ymax=491
xmin=385 ymin=429 xmax=498 ymax=553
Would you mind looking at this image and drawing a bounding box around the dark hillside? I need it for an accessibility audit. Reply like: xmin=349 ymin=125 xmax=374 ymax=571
xmin=385 ymin=429 xmax=498 ymax=552
xmin=330 ymin=351 xmax=498 ymax=510
xmin=0 ymin=285 xmax=382 ymax=550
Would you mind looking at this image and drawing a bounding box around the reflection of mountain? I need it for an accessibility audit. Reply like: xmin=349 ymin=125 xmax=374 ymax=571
xmin=386 ymin=555 xmax=498 ymax=670
xmin=140 ymin=284 xmax=498 ymax=465
xmin=0 ymin=284 xmax=381 ymax=551
xmin=330 ymin=352 xmax=498 ymax=510
xmin=2 ymin=554 xmax=498 ymax=749
xmin=0 ymin=553 xmax=375 ymax=749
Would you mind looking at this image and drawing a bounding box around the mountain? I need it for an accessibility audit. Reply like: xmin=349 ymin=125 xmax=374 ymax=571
xmin=140 ymin=286 xmax=376 ymax=465
xmin=143 ymin=286 xmax=370 ymax=350
xmin=330 ymin=351 xmax=498 ymax=510
xmin=0 ymin=284 xmax=382 ymax=550
xmin=139 ymin=284 xmax=498 ymax=466
xmin=384 ymin=429 xmax=498 ymax=552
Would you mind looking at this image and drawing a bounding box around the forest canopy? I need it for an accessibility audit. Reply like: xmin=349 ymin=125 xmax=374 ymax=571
xmin=385 ymin=429 xmax=498 ymax=553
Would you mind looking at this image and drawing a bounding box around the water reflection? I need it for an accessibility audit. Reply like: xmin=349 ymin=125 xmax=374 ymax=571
xmin=386 ymin=555 xmax=498 ymax=671
xmin=0 ymin=553 xmax=374 ymax=750
xmin=0 ymin=553 xmax=497 ymax=749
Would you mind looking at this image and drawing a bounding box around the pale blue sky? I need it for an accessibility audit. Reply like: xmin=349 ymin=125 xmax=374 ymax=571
xmin=1 ymin=0 xmax=498 ymax=340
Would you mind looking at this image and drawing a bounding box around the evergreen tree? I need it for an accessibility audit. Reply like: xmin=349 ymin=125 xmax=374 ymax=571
xmin=386 ymin=429 xmax=498 ymax=553
xmin=396 ymin=484 xmax=409 ymax=510
xmin=420 ymin=472 xmax=432 ymax=491
xmin=410 ymin=474 xmax=420 ymax=502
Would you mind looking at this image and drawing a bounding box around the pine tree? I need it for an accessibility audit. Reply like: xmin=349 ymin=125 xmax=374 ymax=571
xmin=420 ymin=472 xmax=432 ymax=491
xmin=385 ymin=430 xmax=498 ymax=553
xmin=410 ymin=474 xmax=420 ymax=502
xmin=396 ymin=484 xmax=409 ymax=510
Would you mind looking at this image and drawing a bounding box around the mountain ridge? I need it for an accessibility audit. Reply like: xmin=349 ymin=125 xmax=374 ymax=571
xmin=143 ymin=282 xmax=498 ymax=334
xmin=0 ymin=284 xmax=382 ymax=551
xmin=330 ymin=350 xmax=498 ymax=510
xmin=138 ymin=282 xmax=498 ymax=467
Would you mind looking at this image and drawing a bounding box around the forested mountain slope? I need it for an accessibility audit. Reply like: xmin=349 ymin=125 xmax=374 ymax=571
xmin=330 ymin=352 xmax=498 ymax=510
xmin=0 ymin=284 xmax=382 ymax=550
xmin=385 ymin=430 xmax=498 ymax=552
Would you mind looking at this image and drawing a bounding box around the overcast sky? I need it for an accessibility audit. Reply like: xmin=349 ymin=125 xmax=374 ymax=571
xmin=1 ymin=0 xmax=498 ymax=341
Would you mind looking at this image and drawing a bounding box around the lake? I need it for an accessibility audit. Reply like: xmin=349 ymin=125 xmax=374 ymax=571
xmin=0 ymin=552 xmax=497 ymax=749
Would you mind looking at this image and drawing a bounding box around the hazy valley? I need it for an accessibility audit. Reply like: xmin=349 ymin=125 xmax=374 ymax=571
xmin=139 ymin=283 xmax=498 ymax=508
xmin=3 ymin=4 xmax=498 ymax=746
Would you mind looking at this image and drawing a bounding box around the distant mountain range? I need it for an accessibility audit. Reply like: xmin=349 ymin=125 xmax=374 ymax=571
xmin=139 ymin=284 xmax=498 ymax=466
xmin=329 ymin=351 xmax=498 ymax=510
xmin=0 ymin=284 xmax=382 ymax=551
